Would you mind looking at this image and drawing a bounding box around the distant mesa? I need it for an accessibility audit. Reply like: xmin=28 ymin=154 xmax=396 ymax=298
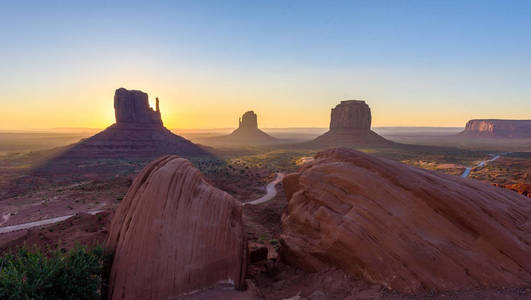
xmin=305 ymin=100 xmax=391 ymax=147
xmin=239 ymin=110 xmax=258 ymax=129
xmin=52 ymin=88 xmax=211 ymax=159
xmin=114 ymin=88 xmax=162 ymax=127
xmin=208 ymin=110 xmax=280 ymax=145
xmin=281 ymin=147 xmax=531 ymax=293
xmin=459 ymin=119 xmax=531 ymax=138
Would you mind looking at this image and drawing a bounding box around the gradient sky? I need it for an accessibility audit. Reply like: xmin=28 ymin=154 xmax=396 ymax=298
xmin=1 ymin=1 xmax=530 ymax=130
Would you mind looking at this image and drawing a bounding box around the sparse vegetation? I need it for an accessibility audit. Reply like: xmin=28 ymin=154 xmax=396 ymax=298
xmin=0 ymin=245 xmax=109 ymax=300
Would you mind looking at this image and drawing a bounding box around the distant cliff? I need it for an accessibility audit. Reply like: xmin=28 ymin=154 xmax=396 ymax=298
xmin=459 ymin=119 xmax=531 ymax=138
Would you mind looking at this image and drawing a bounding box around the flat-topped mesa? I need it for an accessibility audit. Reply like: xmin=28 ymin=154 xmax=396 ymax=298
xmin=330 ymin=100 xmax=371 ymax=131
xmin=306 ymin=100 xmax=390 ymax=147
xmin=114 ymin=88 xmax=162 ymax=126
xmin=239 ymin=111 xmax=258 ymax=129
xmin=460 ymin=119 xmax=531 ymax=138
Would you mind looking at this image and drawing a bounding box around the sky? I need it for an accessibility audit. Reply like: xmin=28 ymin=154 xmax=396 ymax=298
xmin=1 ymin=0 xmax=530 ymax=130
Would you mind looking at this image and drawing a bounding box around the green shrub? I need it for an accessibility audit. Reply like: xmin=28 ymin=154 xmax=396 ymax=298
xmin=0 ymin=245 xmax=109 ymax=300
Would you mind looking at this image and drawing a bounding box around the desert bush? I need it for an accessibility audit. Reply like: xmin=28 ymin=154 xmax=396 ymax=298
xmin=0 ymin=245 xmax=109 ymax=300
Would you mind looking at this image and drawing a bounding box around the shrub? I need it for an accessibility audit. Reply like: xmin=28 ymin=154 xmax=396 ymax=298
xmin=0 ymin=245 xmax=109 ymax=300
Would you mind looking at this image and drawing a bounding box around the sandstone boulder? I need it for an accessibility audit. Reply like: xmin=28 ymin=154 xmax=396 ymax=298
xmin=459 ymin=119 xmax=531 ymax=138
xmin=106 ymin=156 xmax=246 ymax=299
xmin=281 ymin=148 xmax=531 ymax=293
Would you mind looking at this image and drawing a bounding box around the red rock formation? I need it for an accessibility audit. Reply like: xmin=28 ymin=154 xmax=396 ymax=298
xmin=459 ymin=119 xmax=531 ymax=138
xmin=209 ymin=111 xmax=279 ymax=145
xmin=239 ymin=111 xmax=259 ymax=129
xmin=307 ymin=100 xmax=391 ymax=147
xmin=57 ymin=88 xmax=211 ymax=159
xmin=114 ymin=88 xmax=162 ymax=126
xmin=106 ymin=156 xmax=246 ymax=299
xmin=330 ymin=100 xmax=371 ymax=130
xmin=281 ymin=148 xmax=531 ymax=294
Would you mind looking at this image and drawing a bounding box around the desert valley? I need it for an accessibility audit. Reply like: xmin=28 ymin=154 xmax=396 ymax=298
xmin=1 ymin=2 xmax=531 ymax=299
xmin=0 ymin=87 xmax=530 ymax=299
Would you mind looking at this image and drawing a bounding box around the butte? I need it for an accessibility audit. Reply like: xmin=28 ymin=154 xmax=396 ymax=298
xmin=303 ymin=100 xmax=391 ymax=148
xmin=208 ymin=111 xmax=280 ymax=145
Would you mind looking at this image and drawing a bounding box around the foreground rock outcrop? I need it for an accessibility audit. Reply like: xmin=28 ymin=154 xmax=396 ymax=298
xmin=208 ymin=111 xmax=279 ymax=145
xmin=106 ymin=156 xmax=246 ymax=299
xmin=281 ymin=148 xmax=531 ymax=293
xmin=459 ymin=119 xmax=531 ymax=138
xmin=307 ymin=100 xmax=390 ymax=147
xmin=58 ymin=88 xmax=210 ymax=159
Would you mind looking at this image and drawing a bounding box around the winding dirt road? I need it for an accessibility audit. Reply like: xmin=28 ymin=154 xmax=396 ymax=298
xmin=461 ymin=153 xmax=508 ymax=178
xmin=0 ymin=173 xmax=287 ymax=233
xmin=0 ymin=210 xmax=104 ymax=234
xmin=244 ymin=173 xmax=285 ymax=206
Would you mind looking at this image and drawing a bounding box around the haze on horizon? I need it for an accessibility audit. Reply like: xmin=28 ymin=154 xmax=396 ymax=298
xmin=1 ymin=1 xmax=530 ymax=131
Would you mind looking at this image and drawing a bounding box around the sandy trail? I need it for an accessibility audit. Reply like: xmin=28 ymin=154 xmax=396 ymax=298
xmin=244 ymin=173 xmax=285 ymax=206
xmin=0 ymin=173 xmax=287 ymax=233
xmin=0 ymin=210 xmax=104 ymax=234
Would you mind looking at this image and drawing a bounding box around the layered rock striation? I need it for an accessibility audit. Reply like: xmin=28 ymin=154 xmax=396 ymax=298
xmin=106 ymin=156 xmax=247 ymax=299
xmin=308 ymin=100 xmax=390 ymax=147
xmin=459 ymin=119 xmax=531 ymax=138
xmin=281 ymin=148 xmax=531 ymax=293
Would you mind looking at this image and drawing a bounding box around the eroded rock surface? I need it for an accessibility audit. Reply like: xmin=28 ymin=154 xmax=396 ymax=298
xmin=54 ymin=88 xmax=210 ymax=159
xmin=114 ymin=88 xmax=162 ymax=126
xmin=239 ymin=111 xmax=259 ymax=129
xmin=330 ymin=100 xmax=371 ymax=130
xmin=106 ymin=156 xmax=246 ymax=299
xmin=281 ymin=148 xmax=531 ymax=293
xmin=460 ymin=119 xmax=531 ymax=138
xmin=308 ymin=100 xmax=390 ymax=147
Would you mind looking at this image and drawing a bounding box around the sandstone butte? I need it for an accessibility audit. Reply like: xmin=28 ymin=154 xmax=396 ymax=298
xmin=459 ymin=119 xmax=531 ymax=138
xmin=211 ymin=110 xmax=279 ymax=145
xmin=105 ymin=156 xmax=247 ymax=299
xmin=60 ymin=88 xmax=210 ymax=159
xmin=281 ymin=148 xmax=531 ymax=294
xmin=308 ymin=100 xmax=391 ymax=147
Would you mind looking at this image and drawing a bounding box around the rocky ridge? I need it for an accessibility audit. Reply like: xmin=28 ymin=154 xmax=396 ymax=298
xmin=281 ymin=148 xmax=531 ymax=294
xmin=459 ymin=119 xmax=531 ymax=138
